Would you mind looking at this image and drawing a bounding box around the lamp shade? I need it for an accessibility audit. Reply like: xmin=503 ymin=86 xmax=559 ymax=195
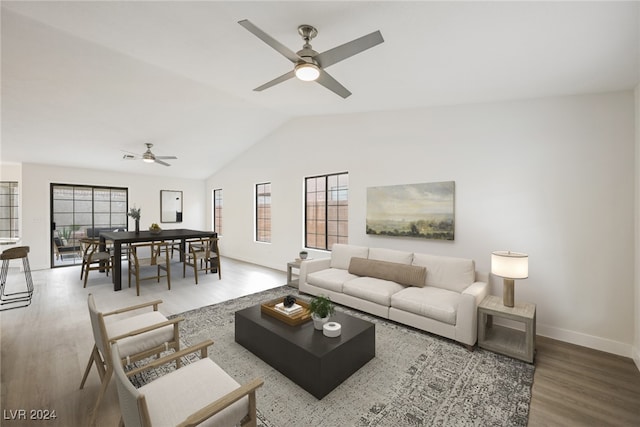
xmin=295 ymin=62 xmax=320 ymax=81
xmin=491 ymin=251 xmax=528 ymax=279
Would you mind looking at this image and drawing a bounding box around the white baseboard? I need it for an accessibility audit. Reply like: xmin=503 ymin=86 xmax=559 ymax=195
xmin=537 ymin=323 xmax=633 ymax=358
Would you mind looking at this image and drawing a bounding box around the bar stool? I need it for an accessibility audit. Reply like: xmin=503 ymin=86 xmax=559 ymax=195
xmin=0 ymin=246 xmax=34 ymax=311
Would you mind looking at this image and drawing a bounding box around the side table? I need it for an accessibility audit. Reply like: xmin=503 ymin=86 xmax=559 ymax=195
xmin=287 ymin=260 xmax=302 ymax=288
xmin=477 ymin=295 xmax=536 ymax=363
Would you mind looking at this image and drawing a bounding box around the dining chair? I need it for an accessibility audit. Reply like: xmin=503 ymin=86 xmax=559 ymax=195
xmin=79 ymin=294 xmax=184 ymax=426
xmin=183 ymin=237 xmax=221 ymax=284
xmin=128 ymin=242 xmax=171 ymax=296
xmin=111 ymin=339 xmax=263 ymax=427
xmin=80 ymin=238 xmax=112 ymax=288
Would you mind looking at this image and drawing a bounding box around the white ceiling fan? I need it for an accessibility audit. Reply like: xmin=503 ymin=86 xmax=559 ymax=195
xmin=122 ymin=143 xmax=177 ymax=167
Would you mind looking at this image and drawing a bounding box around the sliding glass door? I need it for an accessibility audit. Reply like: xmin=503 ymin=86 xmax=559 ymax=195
xmin=50 ymin=184 xmax=128 ymax=267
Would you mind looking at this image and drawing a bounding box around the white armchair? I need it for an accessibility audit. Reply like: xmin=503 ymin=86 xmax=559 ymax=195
xmin=79 ymin=294 xmax=184 ymax=425
xmin=112 ymin=339 xmax=264 ymax=427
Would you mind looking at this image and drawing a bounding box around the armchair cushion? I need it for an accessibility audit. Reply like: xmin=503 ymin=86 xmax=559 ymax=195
xmin=142 ymin=359 xmax=248 ymax=427
xmin=105 ymin=311 xmax=175 ymax=357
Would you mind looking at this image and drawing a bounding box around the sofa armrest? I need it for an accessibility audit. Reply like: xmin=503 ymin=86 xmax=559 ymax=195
xmin=299 ymin=258 xmax=331 ymax=288
xmin=455 ymin=281 xmax=489 ymax=346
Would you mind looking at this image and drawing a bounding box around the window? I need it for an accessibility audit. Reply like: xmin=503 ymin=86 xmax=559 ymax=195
xmin=305 ymin=172 xmax=348 ymax=250
xmin=51 ymin=184 xmax=127 ymax=267
xmin=0 ymin=181 xmax=19 ymax=239
xmin=255 ymin=183 xmax=271 ymax=243
xmin=213 ymin=189 xmax=223 ymax=235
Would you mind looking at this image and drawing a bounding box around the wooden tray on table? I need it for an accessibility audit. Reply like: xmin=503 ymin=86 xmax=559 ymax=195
xmin=260 ymin=298 xmax=311 ymax=326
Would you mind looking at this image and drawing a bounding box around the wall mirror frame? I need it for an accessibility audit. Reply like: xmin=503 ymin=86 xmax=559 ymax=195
xmin=161 ymin=190 xmax=183 ymax=223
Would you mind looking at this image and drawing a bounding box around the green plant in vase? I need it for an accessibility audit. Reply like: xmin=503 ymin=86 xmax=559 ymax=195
xmin=128 ymin=207 xmax=141 ymax=233
xmin=309 ymin=295 xmax=334 ymax=330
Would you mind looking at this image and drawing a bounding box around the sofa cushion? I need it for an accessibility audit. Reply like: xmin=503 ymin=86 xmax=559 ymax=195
xmin=330 ymin=244 xmax=369 ymax=270
xmin=343 ymin=277 xmax=405 ymax=306
xmin=368 ymin=247 xmax=413 ymax=264
xmin=391 ymin=286 xmax=460 ymax=325
xmin=307 ymin=268 xmax=358 ymax=293
xmin=348 ymin=257 xmax=426 ymax=287
xmin=412 ymin=253 xmax=475 ymax=293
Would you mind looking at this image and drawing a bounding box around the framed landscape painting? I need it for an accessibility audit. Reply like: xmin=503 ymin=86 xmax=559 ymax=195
xmin=366 ymin=181 xmax=455 ymax=240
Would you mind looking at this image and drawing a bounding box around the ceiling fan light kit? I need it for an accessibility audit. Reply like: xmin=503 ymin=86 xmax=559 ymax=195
xmin=294 ymin=62 xmax=320 ymax=81
xmin=238 ymin=19 xmax=384 ymax=98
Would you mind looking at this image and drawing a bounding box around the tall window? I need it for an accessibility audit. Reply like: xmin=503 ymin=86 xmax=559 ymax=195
xmin=213 ymin=189 xmax=223 ymax=235
xmin=0 ymin=181 xmax=19 ymax=239
xmin=255 ymin=182 xmax=271 ymax=243
xmin=305 ymin=172 xmax=348 ymax=250
xmin=51 ymin=184 xmax=127 ymax=267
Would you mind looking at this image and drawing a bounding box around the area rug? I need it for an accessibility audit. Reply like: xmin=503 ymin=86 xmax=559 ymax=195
xmin=134 ymin=286 xmax=534 ymax=426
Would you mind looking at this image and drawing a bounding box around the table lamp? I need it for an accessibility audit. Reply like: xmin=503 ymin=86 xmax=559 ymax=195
xmin=491 ymin=251 xmax=528 ymax=307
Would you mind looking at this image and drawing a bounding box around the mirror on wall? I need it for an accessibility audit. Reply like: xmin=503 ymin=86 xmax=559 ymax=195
xmin=161 ymin=190 xmax=183 ymax=223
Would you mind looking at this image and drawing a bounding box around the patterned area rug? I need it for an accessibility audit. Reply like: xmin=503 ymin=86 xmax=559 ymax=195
xmin=133 ymin=286 xmax=534 ymax=426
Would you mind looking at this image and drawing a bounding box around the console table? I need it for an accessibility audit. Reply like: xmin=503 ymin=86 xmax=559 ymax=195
xmin=477 ymin=295 xmax=536 ymax=363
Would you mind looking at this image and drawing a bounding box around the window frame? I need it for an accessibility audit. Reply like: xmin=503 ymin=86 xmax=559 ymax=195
xmin=0 ymin=181 xmax=19 ymax=239
xmin=304 ymin=172 xmax=349 ymax=251
xmin=255 ymin=182 xmax=271 ymax=243
xmin=212 ymin=188 xmax=223 ymax=235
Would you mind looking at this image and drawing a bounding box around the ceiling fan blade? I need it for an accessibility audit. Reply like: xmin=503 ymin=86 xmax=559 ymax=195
xmin=154 ymin=159 xmax=171 ymax=167
xmin=316 ymin=69 xmax=352 ymax=98
xmin=254 ymin=70 xmax=296 ymax=92
xmin=315 ymin=30 xmax=384 ymax=68
xmin=239 ymin=19 xmax=302 ymax=64
xmin=155 ymin=156 xmax=177 ymax=160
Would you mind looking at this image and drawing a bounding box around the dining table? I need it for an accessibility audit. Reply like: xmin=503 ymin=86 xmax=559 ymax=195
xmin=99 ymin=229 xmax=217 ymax=291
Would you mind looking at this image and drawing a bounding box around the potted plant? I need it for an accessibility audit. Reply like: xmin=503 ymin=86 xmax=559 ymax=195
xmin=128 ymin=207 xmax=141 ymax=233
xmin=308 ymin=295 xmax=334 ymax=330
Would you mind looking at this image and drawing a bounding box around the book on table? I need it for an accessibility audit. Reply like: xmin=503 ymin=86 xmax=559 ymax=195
xmin=274 ymin=302 xmax=303 ymax=316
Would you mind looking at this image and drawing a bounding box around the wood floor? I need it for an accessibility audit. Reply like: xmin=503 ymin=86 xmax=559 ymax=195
xmin=1 ymin=257 xmax=639 ymax=426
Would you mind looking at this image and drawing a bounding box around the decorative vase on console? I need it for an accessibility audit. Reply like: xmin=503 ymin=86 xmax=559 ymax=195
xmin=135 ymin=219 xmax=140 ymax=234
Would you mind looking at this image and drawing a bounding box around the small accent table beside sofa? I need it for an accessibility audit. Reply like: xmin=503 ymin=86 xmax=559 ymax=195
xmin=477 ymin=295 xmax=536 ymax=363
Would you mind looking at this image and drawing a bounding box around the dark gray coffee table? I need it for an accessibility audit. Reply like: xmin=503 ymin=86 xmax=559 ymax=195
xmin=235 ymin=304 xmax=375 ymax=399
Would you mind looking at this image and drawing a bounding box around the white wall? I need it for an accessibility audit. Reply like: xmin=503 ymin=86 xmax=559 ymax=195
xmin=20 ymin=163 xmax=206 ymax=270
xmin=635 ymin=84 xmax=640 ymax=370
xmin=206 ymin=91 xmax=636 ymax=357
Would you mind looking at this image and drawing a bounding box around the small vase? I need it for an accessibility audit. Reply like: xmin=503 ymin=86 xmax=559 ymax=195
xmin=312 ymin=313 xmax=329 ymax=330
xmin=135 ymin=219 xmax=140 ymax=234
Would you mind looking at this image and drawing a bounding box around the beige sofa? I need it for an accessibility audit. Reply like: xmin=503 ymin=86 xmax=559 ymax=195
xmin=299 ymin=244 xmax=488 ymax=347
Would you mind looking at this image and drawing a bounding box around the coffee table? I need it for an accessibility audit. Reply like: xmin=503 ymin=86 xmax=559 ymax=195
xmin=235 ymin=304 xmax=375 ymax=399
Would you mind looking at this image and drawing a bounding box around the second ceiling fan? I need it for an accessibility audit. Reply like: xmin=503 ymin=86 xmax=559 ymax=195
xmin=238 ymin=19 xmax=384 ymax=98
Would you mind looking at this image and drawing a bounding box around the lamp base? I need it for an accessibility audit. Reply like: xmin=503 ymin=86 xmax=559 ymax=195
xmin=503 ymin=278 xmax=515 ymax=307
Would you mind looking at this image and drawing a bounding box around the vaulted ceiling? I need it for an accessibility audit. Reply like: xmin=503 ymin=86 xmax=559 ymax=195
xmin=2 ymin=1 xmax=638 ymax=179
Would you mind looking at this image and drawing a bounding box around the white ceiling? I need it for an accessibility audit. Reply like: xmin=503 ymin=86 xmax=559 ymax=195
xmin=2 ymin=1 xmax=638 ymax=180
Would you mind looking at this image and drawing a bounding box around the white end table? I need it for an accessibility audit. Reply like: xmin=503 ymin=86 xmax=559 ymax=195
xmin=477 ymin=295 xmax=536 ymax=363
xmin=286 ymin=260 xmax=302 ymax=287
